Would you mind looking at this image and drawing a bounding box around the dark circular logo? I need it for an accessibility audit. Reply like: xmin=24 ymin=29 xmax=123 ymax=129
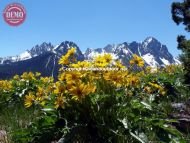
xmin=3 ymin=3 xmax=26 ymax=26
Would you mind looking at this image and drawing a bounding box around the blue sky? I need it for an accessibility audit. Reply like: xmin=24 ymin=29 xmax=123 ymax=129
xmin=0 ymin=0 xmax=188 ymax=57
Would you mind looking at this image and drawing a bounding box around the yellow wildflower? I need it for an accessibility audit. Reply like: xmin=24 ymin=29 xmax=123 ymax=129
xmin=165 ymin=65 xmax=176 ymax=74
xmin=58 ymin=73 xmax=66 ymax=81
xmin=104 ymin=71 xmax=123 ymax=87
xmin=13 ymin=75 xmax=20 ymax=80
xmin=35 ymin=72 xmax=41 ymax=77
xmin=94 ymin=55 xmax=108 ymax=67
xmin=21 ymin=72 xmax=36 ymax=80
xmin=40 ymin=77 xmax=53 ymax=83
xmin=0 ymin=80 xmax=12 ymax=90
xmin=59 ymin=54 xmax=70 ymax=65
xmin=144 ymin=86 xmax=152 ymax=94
xmin=115 ymin=60 xmax=125 ymax=69
xmin=67 ymin=47 xmax=76 ymax=56
xmin=125 ymin=74 xmax=140 ymax=87
xmin=103 ymin=54 xmax=112 ymax=63
xmin=58 ymin=47 xmax=76 ymax=65
xmin=24 ymin=92 xmax=35 ymax=108
xmin=54 ymin=95 xmax=65 ymax=109
xmin=68 ymin=82 xmax=96 ymax=100
xmin=65 ymin=72 xmax=82 ymax=83
xmin=47 ymin=84 xmax=55 ymax=92
xmin=54 ymin=82 xmax=65 ymax=94
xmin=148 ymin=82 xmax=166 ymax=95
xmin=36 ymin=87 xmax=47 ymax=103
xmin=145 ymin=66 xmax=152 ymax=73
xmin=130 ymin=54 xmax=144 ymax=67
xmin=149 ymin=82 xmax=160 ymax=89
xmin=71 ymin=61 xmax=91 ymax=68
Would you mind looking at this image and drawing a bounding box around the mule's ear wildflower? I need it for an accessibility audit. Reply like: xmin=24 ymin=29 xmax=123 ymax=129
xmin=125 ymin=74 xmax=140 ymax=87
xmin=130 ymin=54 xmax=144 ymax=67
xmin=13 ymin=75 xmax=20 ymax=80
xmin=148 ymin=82 xmax=166 ymax=96
xmin=54 ymin=95 xmax=65 ymax=109
xmin=103 ymin=54 xmax=112 ymax=64
xmin=24 ymin=92 xmax=35 ymax=108
xmin=69 ymin=82 xmax=96 ymax=100
xmin=36 ymin=87 xmax=47 ymax=103
xmin=115 ymin=60 xmax=125 ymax=69
xmin=59 ymin=55 xmax=70 ymax=65
xmin=35 ymin=72 xmax=41 ymax=77
xmin=67 ymin=47 xmax=76 ymax=56
xmin=21 ymin=72 xmax=36 ymax=80
xmin=40 ymin=77 xmax=53 ymax=83
xmin=94 ymin=54 xmax=113 ymax=67
xmin=144 ymin=86 xmax=152 ymax=94
xmin=0 ymin=80 xmax=12 ymax=90
xmin=103 ymin=71 xmax=123 ymax=87
xmin=65 ymin=72 xmax=82 ymax=83
xmin=59 ymin=47 xmax=76 ymax=65
xmin=71 ymin=61 xmax=91 ymax=68
xmin=54 ymin=82 xmax=65 ymax=94
xmin=145 ymin=66 xmax=152 ymax=73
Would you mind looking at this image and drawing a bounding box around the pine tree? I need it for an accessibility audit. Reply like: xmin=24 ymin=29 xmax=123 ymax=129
xmin=172 ymin=0 xmax=190 ymax=87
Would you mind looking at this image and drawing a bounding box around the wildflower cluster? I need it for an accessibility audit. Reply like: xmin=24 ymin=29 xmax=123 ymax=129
xmin=0 ymin=47 xmax=186 ymax=143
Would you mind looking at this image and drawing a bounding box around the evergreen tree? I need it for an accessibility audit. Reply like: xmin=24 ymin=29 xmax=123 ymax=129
xmin=172 ymin=0 xmax=190 ymax=87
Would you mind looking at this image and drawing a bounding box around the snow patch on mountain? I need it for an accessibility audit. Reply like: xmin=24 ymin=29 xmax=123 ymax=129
xmin=122 ymin=49 xmax=129 ymax=55
xmin=87 ymin=51 xmax=100 ymax=59
xmin=19 ymin=51 xmax=32 ymax=60
xmin=174 ymin=58 xmax=181 ymax=65
xmin=142 ymin=53 xmax=158 ymax=67
xmin=52 ymin=44 xmax=59 ymax=54
xmin=142 ymin=37 xmax=155 ymax=48
xmin=160 ymin=58 xmax=170 ymax=65
xmin=147 ymin=37 xmax=153 ymax=43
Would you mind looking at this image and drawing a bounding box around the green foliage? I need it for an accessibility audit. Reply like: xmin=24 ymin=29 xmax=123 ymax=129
xmin=171 ymin=0 xmax=190 ymax=87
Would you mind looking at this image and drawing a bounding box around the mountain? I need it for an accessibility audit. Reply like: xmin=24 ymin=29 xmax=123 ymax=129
xmin=85 ymin=37 xmax=179 ymax=67
xmin=0 ymin=37 xmax=179 ymax=79
xmin=0 ymin=43 xmax=54 ymax=64
xmin=0 ymin=41 xmax=84 ymax=79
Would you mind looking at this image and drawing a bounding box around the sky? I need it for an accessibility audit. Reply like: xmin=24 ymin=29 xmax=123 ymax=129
xmin=0 ymin=0 xmax=188 ymax=57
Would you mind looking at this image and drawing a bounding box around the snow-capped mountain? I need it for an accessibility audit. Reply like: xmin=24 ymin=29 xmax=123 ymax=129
xmin=0 ymin=41 xmax=84 ymax=65
xmin=0 ymin=43 xmax=53 ymax=64
xmin=0 ymin=41 xmax=84 ymax=79
xmin=84 ymin=37 xmax=178 ymax=67
xmin=0 ymin=37 xmax=179 ymax=79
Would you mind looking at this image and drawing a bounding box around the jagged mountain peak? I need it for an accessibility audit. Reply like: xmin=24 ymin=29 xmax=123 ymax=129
xmin=0 ymin=41 xmax=84 ymax=65
xmin=142 ymin=37 xmax=161 ymax=49
xmin=29 ymin=42 xmax=54 ymax=57
xmin=55 ymin=41 xmax=78 ymax=50
xmin=0 ymin=40 xmax=85 ymax=79
xmin=103 ymin=44 xmax=116 ymax=53
xmin=85 ymin=37 xmax=178 ymax=67
xmin=54 ymin=41 xmax=84 ymax=61
xmin=144 ymin=36 xmax=157 ymax=43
